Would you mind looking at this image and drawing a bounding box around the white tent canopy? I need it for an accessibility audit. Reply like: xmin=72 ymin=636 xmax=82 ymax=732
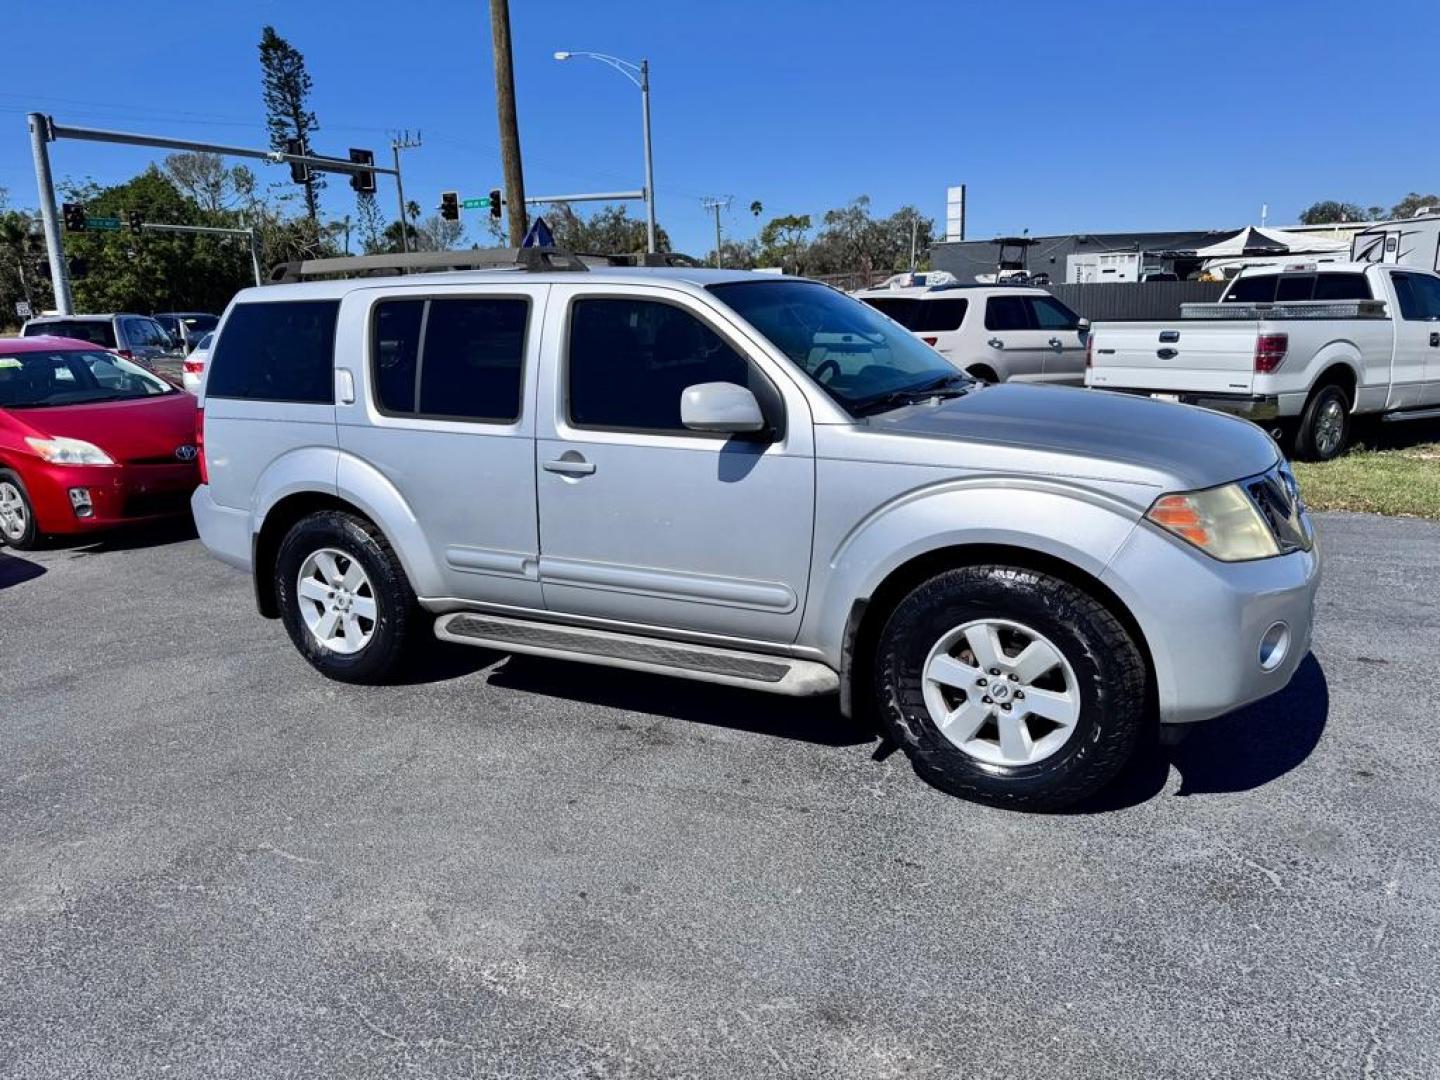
xmin=1189 ymin=225 xmax=1348 ymax=258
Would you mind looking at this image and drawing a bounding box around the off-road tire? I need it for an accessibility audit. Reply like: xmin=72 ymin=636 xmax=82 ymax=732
xmin=874 ymin=564 xmax=1148 ymax=811
xmin=275 ymin=510 xmax=419 ymax=684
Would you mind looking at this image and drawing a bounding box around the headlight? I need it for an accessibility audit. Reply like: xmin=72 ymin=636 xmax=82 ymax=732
xmin=1146 ymin=483 xmax=1279 ymax=561
xmin=24 ymin=436 xmax=116 ymax=466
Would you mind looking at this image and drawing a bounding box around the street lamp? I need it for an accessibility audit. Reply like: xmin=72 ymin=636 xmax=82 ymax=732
xmin=554 ymin=50 xmax=656 ymax=255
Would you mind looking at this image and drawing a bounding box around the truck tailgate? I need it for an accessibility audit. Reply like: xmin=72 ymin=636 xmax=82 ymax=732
xmin=1087 ymin=321 xmax=1258 ymax=396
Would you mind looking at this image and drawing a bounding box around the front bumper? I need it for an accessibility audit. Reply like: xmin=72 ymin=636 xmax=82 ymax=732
xmin=1101 ymin=516 xmax=1320 ymax=725
xmin=1104 ymin=387 xmax=1281 ymax=422
xmin=24 ymin=459 xmax=199 ymax=535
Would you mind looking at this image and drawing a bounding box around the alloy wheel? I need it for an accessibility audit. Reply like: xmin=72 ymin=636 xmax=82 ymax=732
xmin=0 ymin=482 xmax=27 ymax=543
xmin=296 ymin=547 xmax=378 ymax=655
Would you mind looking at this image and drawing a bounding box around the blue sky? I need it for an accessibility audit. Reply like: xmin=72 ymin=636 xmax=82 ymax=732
xmin=2 ymin=0 xmax=1436 ymax=255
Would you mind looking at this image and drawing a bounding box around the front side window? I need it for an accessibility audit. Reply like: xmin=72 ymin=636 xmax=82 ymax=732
xmin=1029 ymin=296 xmax=1079 ymax=330
xmin=709 ymin=280 xmax=964 ymax=417
xmin=206 ymin=300 xmax=338 ymax=403
xmin=567 ymin=297 xmax=755 ymax=432
xmin=1394 ymin=273 xmax=1440 ymax=320
xmin=0 ymin=349 xmax=175 ymax=408
xmin=370 ymin=297 xmax=528 ymax=422
xmin=984 ymin=296 xmax=1031 ymax=331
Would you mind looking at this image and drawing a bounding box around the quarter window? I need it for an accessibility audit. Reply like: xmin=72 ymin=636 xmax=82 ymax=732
xmin=567 ymin=297 xmax=757 ymax=433
xmin=206 ymin=300 xmax=339 ymax=403
xmin=369 ymin=297 xmax=528 ymax=422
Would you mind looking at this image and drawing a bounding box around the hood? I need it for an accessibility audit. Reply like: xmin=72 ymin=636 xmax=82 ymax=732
xmin=6 ymin=391 xmax=197 ymax=464
xmin=867 ymin=383 xmax=1279 ymax=492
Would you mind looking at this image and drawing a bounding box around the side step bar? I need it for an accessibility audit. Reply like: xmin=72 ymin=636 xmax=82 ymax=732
xmin=435 ymin=612 xmax=838 ymax=696
xmin=1383 ymin=406 xmax=1440 ymax=423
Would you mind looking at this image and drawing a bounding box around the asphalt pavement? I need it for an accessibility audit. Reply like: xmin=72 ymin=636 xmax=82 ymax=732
xmin=2 ymin=512 xmax=1438 ymax=1079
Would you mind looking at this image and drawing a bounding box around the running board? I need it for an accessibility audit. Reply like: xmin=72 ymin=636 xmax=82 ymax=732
xmin=1383 ymin=406 xmax=1440 ymax=423
xmin=435 ymin=613 xmax=839 ymax=696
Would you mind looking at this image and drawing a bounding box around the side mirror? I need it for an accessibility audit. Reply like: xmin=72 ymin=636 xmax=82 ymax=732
xmin=680 ymin=381 xmax=766 ymax=434
xmin=1077 ymin=317 xmax=1092 ymax=332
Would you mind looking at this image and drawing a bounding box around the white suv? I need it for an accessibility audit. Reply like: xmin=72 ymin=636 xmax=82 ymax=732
xmin=854 ymin=284 xmax=1089 ymax=384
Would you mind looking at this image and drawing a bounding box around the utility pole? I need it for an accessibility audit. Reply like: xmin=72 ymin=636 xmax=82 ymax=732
xmin=702 ymin=195 xmax=731 ymax=268
xmin=909 ymin=212 xmax=919 ymax=270
xmin=27 ymin=113 xmax=72 ymax=315
xmin=391 ymin=130 xmax=422 ymax=254
xmin=489 ymin=0 xmax=528 ymax=245
xmin=639 ymin=59 xmax=656 ymax=254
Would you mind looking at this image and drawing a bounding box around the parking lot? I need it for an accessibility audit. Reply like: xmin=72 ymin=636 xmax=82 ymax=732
xmin=2 ymin=511 xmax=1438 ymax=1078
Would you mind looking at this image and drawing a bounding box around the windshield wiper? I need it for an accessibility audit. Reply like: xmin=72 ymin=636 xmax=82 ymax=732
xmin=850 ymin=373 xmax=971 ymax=417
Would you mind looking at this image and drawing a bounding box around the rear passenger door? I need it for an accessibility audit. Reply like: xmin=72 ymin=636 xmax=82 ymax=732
xmin=977 ymin=295 xmax=1046 ymax=381
xmin=336 ymin=285 xmax=547 ymax=606
xmin=1027 ymin=295 xmax=1086 ymax=384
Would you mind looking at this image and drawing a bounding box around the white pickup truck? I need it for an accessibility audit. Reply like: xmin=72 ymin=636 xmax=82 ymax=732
xmin=1085 ymin=262 xmax=1440 ymax=459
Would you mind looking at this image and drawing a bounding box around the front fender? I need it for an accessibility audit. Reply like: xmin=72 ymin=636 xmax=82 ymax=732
xmin=804 ymin=478 xmax=1146 ymax=666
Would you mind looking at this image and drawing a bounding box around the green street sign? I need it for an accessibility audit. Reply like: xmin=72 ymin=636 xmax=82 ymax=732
xmin=86 ymin=216 xmax=122 ymax=231
xmin=461 ymin=197 xmax=491 ymax=210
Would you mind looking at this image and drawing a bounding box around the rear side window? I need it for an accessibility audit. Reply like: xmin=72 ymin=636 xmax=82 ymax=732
xmin=206 ymin=300 xmax=338 ymax=403
xmin=1224 ymin=275 xmax=1278 ymax=303
xmin=369 ymin=297 xmax=528 ymax=422
xmin=984 ymin=296 xmax=1031 ymax=331
xmin=861 ymin=297 xmax=921 ymax=329
xmin=915 ymin=298 xmax=969 ymax=332
xmin=1312 ymin=273 xmax=1372 ymax=301
xmin=24 ymin=320 xmax=116 ymax=347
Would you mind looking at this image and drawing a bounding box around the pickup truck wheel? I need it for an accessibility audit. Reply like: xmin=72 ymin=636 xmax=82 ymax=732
xmin=874 ymin=565 xmax=1147 ymax=811
xmin=1294 ymin=384 xmax=1350 ymax=461
xmin=275 ymin=511 xmax=418 ymax=684
xmin=0 ymin=471 xmax=39 ymax=550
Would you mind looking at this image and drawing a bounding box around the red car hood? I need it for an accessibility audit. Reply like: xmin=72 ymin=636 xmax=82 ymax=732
xmin=7 ymin=391 xmax=197 ymax=463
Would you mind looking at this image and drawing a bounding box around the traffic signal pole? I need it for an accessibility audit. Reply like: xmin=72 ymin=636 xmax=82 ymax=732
xmin=488 ymin=0 xmax=529 ymax=246
xmin=27 ymin=113 xmax=72 ymax=315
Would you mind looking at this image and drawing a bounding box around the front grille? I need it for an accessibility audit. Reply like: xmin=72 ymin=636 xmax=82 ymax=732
xmin=1246 ymin=467 xmax=1311 ymax=554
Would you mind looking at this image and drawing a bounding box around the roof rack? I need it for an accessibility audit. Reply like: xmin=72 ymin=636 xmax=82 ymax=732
xmin=266 ymin=246 xmax=591 ymax=284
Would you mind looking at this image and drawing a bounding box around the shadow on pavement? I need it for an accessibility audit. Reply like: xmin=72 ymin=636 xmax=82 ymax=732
xmin=0 ymin=549 xmax=46 ymax=589
xmin=1074 ymin=652 xmax=1330 ymax=813
xmin=53 ymin=516 xmax=199 ymax=555
xmin=488 ymin=654 xmax=877 ymax=747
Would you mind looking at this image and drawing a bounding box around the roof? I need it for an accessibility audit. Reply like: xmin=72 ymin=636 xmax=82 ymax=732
xmin=233 ymin=266 xmax=793 ymax=303
xmin=853 ymin=283 xmax=1045 ymax=298
xmin=24 ymin=313 xmax=127 ymax=323
xmin=0 ymin=335 xmax=112 ymax=353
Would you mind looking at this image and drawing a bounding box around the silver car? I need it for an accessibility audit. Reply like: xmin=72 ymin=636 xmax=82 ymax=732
xmin=191 ymin=266 xmax=1319 ymax=810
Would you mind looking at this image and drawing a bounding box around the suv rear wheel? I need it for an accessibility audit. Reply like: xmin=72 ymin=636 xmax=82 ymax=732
xmin=275 ymin=510 xmax=418 ymax=683
xmin=874 ymin=564 xmax=1147 ymax=811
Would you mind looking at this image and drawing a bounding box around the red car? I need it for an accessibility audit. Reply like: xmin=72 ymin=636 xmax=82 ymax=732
xmin=0 ymin=336 xmax=200 ymax=549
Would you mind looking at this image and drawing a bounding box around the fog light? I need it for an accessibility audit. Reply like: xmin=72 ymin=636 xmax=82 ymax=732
xmin=68 ymin=487 xmax=94 ymax=518
xmin=1259 ymin=621 xmax=1290 ymax=672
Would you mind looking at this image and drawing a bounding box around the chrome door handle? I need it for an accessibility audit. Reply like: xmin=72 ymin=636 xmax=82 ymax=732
xmin=1430 ymin=332 xmax=1439 ymax=347
xmin=1048 ymin=337 xmax=1063 ymax=348
xmin=987 ymin=338 xmax=1004 ymax=348
xmin=543 ymin=457 xmax=596 ymax=477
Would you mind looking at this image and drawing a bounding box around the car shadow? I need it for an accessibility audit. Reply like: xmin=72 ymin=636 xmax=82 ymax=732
xmin=486 ymin=654 xmax=877 ymax=747
xmin=1069 ymin=652 xmax=1330 ymax=814
xmin=0 ymin=549 xmax=46 ymax=589
xmin=1350 ymin=414 xmax=1440 ymax=452
xmin=51 ymin=516 xmax=199 ymax=555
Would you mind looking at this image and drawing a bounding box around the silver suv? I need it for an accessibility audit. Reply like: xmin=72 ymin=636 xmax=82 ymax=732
xmin=192 ymin=264 xmax=1319 ymax=809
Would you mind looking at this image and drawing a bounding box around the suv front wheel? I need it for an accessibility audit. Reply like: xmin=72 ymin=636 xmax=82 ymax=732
xmin=275 ymin=511 xmax=418 ymax=684
xmin=874 ymin=564 xmax=1148 ymax=811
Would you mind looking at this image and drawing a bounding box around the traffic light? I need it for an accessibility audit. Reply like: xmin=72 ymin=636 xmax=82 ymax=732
xmin=62 ymin=202 xmax=86 ymax=232
xmin=348 ymin=148 xmax=375 ymax=194
xmin=127 ymin=210 xmax=143 ymax=234
xmin=440 ymin=191 xmax=459 ymax=222
xmin=489 ymin=189 xmax=502 ymax=220
xmin=286 ymin=138 xmax=310 ymax=184
xmin=67 ymin=256 xmax=88 ymax=280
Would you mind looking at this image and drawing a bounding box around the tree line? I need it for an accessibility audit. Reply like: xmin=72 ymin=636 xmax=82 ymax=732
xmin=1299 ymin=192 xmax=1439 ymax=225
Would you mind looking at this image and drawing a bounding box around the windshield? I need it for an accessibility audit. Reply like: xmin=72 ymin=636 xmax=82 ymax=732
xmin=709 ymin=280 xmax=966 ymax=415
xmin=0 ymin=349 xmax=177 ymax=408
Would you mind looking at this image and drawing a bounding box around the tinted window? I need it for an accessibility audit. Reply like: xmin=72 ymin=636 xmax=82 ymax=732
xmin=1312 ymin=273 xmax=1372 ymax=301
xmin=372 ymin=300 xmax=423 ymax=413
xmin=418 ymin=298 xmax=527 ymax=420
xmin=1224 ymin=275 xmax=1278 ymax=303
xmin=861 ymin=297 xmax=922 ymax=329
xmin=568 ymin=298 xmax=753 ymax=432
xmin=1392 ymin=273 xmax=1440 ymax=320
xmin=206 ymin=300 xmax=338 ymax=403
xmin=25 ymin=320 xmax=116 ymax=347
xmin=1274 ymin=275 xmax=1315 ymax=302
xmin=1029 ymin=296 xmax=1079 ymax=330
xmin=916 ymin=298 xmax=969 ymax=332
xmin=984 ymin=296 xmax=1031 ymax=331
